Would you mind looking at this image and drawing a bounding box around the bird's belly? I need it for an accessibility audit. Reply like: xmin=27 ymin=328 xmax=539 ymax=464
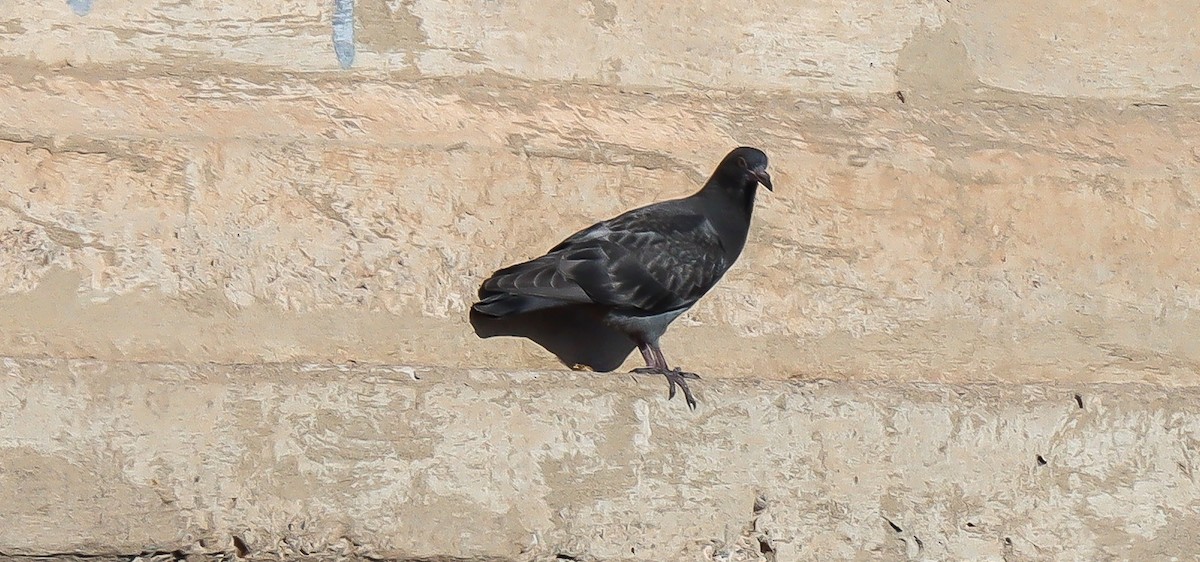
xmin=602 ymin=308 xmax=688 ymax=343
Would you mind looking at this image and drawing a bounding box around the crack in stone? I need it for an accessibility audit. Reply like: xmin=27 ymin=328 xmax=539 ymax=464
xmin=505 ymin=133 xmax=706 ymax=183
xmin=296 ymin=185 xmax=355 ymax=231
xmin=0 ymin=134 xmax=113 ymax=157
xmin=0 ymin=200 xmax=117 ymax=260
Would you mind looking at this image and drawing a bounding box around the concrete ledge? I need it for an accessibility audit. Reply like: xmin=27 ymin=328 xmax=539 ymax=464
xmin=2 ymin=358 xmax=1198 ymax=560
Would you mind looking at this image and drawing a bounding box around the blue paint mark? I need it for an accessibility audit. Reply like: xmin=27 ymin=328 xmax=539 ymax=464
xmin=332 ymin=0 xmax=355 ymax=69
xmin=67 ymin=0 xmax=93 ymax=16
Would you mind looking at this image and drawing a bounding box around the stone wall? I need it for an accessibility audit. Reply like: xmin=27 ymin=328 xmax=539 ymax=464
xmin=3 ymin=0 xmax=1200 ymax=383
xmin=1 ymin=0 xmax=1198 ymax=559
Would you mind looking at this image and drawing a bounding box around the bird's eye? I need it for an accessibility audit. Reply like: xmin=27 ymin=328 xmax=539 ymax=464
xmin=737 ymin=157 xmax=747 ymax=168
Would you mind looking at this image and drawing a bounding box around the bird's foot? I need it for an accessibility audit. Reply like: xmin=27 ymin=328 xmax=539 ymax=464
xmin=631 ymin=367 xmax=700 ymax=410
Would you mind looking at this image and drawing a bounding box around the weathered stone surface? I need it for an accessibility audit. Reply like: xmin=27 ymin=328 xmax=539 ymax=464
xmin=3 ymin=0 xmax=1199 ymax=97
xmin=1 ymin=70 xmax=1199 ymax=382
xmin=1 ymin=1 xmax=1198 ymax=559
xmin=947 ymin=0 xmax=1200 ymax=97
xmin=2 ymin=359 xmax=1199 ymax=561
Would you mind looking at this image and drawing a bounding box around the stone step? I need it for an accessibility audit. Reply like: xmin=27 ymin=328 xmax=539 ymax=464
xmin=2 ymin=358 xmax=1196 ymax=560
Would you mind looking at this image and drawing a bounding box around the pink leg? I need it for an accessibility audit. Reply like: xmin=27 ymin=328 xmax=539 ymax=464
xmin=638 ymin=343 xmax=658 ymax=368
xmin=631 ymin=341 xmax=699 ymax=410
xmin=651 ymin=345 xmax=668 ymax=370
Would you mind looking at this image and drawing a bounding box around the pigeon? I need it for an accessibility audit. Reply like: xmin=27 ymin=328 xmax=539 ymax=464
xmin=471 ymin=147 xmax=773 ymax=409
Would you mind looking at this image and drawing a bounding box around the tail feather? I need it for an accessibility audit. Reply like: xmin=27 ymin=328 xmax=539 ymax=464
xmin=473 ymin=253 xmax=594 ymax=317
xmin=471 ymin=293 xmax=569 ymax=317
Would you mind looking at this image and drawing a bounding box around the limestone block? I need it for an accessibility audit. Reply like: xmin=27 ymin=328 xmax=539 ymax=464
xmin=1 ymin=72 xmax=1198 ymax=383
xmin=2 ymin=359 xmax=1198 ymax=560
xmin=2 ymin=0 xmax=1197 ymax=96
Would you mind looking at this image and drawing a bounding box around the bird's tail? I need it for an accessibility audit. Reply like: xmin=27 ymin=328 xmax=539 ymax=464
xmin=471 ymin=292 xmax=565 ymax=317
xmin=472 ymin=254 xmax=593 ymax=317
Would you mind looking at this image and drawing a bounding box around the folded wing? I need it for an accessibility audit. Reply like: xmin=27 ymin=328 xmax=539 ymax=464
xmin=474 ymin=204 xmax=728 ymax=317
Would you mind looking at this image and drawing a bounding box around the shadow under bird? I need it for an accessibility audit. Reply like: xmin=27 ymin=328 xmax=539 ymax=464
xmin=470 ymin=147 xmax=773 ymax=409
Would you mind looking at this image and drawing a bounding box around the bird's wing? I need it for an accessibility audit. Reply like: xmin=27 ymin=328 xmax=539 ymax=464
xmin=480 ymin=200 xmax=730 ymax=314
xmin=551 ymin=203 xmax=730 ymax=313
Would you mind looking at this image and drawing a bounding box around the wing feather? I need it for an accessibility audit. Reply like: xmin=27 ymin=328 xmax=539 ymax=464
xmin=478 ymin=199 xmax=732 ymax=315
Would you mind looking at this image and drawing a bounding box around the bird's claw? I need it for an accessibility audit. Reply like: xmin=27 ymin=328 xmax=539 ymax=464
xmin=630 ymin=367 xmax=700 ymax=410
xmin=631 ymin=367 xmax=700 ymax=380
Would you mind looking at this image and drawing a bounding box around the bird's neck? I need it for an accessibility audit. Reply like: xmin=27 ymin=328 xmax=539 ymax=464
xmin=698 ymin=177 xmax=759 ymax=219
xmin=697 ymin=179 xmax=759 ymax=257
xmin=738 ymin=181 xmax=760 ymax=215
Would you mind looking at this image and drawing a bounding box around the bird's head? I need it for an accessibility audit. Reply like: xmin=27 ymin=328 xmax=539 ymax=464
xmin=712 ymin=146 xmax=773 ymax=193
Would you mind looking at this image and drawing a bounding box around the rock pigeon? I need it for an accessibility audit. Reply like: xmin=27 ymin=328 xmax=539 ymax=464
xmin=472 ymin=147 xmax=773 ymax=409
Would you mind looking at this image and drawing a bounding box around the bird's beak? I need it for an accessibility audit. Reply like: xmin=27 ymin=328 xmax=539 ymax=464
xmin=754 ymin=168 xmax=773 ymax=191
